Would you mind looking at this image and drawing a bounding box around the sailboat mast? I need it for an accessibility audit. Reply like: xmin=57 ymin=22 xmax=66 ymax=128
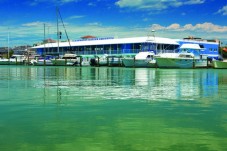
xmin=56 ymin=7 xmax=60 ymax=54
xmin=44 ymin=23 xmax=46 ymax=55
xmin=57 ymin=8 xmax=72 ymax=52
xmin=8 ymin=27 xmax=9 ymax=59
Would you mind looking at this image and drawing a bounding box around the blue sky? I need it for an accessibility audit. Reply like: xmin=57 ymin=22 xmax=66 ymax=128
xmin=0 ymin=0 xmax=227 ymax=47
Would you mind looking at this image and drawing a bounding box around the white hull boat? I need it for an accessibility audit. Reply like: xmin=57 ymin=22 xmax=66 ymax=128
xmin=122 ymin=51 xmax=156 ymax=68
xmin=213 ymin=60 xmax=227 ymax=69
xmin=0 ymin=55 xmax=25 ymax=65
xmin=156 ymin=44 xmax=208 ymax=69
xmin=51 ymin=54 xmax=79 ymax=66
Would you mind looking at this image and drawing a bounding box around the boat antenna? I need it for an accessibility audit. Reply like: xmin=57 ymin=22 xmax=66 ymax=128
xmin=57 ymin=8 xmax=72 ymax=52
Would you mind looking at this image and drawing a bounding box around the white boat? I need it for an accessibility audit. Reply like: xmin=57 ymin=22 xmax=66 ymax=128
xmin=0 ymin=55 xmax=26 ymax=65
xmin=156 ymin=44 xmax=208 ymax=68
xmin=51 ymin=53 xmax=79 ymax=66
xmin=212 ymin=59 xmax=227 ymax=69
xmin=31 ymin=55 xmax=54 ymax=66
xmin=122 ymin=51 xmax=156 ymax=68
xmin=0 ymin=58 xmax=10 ymax=65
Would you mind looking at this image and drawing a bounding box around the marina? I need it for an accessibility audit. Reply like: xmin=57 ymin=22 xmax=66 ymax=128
xmin=1 ymin=1 xmax=227 ymax=151
xmin=0 ymin=35 xmax=222 ymax=69
xmin=0 ymin=65 xmax=227 ymax=150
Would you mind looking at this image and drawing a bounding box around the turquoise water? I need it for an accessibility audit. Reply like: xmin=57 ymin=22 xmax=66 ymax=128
xmin=0 ymin=66 xmax=227 ymax=151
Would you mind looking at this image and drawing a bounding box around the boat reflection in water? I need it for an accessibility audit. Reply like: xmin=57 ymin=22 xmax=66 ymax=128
xmin=24 ymin=67 xmax=220 ymax=102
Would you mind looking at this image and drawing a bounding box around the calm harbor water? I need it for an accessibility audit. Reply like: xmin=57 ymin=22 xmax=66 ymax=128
xmin=0 ymin=66 xmax=227 ymax=151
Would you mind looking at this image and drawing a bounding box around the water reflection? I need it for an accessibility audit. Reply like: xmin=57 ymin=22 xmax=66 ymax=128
xmin=1 ymin=66 xmax=227 ymax=151
xmin=1 ymin=66 xmax=226 ymax=103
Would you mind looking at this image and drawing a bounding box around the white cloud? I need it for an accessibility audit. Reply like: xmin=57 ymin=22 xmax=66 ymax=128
xmin=183 ymin=24 xmax=193 ymax=30
xmin=115 ymin=0 xmax=205 ymax=11
xmin=216 ymin=5 xmax=227 ymax=16
xmin=68 ymin=15 xmax=85 ymax=20
xmin=167 ymin=24 xmax=180 ymax=30
xmin=150 ymin=24 xmax=165 ymax=30
xmin=22 ymin=21 xmax=51 ymax=27
xmin=185 ymin=0 xmax=205 ymax=5
xmin=1 ymin=21 xmax=227 ymax=47
xmin=151 ymin=22 xmax=227 ymax=32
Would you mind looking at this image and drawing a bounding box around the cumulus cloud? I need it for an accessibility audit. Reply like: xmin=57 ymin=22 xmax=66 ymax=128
xmin=216 ymin=5 xmax=227 ymax=15
xmin=167 ymin=23 xmax=181 ymax=30
xmin=151 ymin=22 xmax=227 ymax=32
xmin=2 ymin=20 xmax=227 ymax=47
xmin=115 ymin=0 xmax=205 ymax=11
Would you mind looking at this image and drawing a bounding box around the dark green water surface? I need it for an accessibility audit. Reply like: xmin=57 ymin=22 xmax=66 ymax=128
xmin=0 ymin=66 xmax=227 ymax=151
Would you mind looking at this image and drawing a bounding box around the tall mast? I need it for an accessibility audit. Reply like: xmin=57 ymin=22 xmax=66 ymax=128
xmin=7 ymin=27 xmax=9 ymax=58
xmin=44 ymin=23 xmax=46 ymax=55
xmin=57 ymin=8 xmax=72 ymax=52
xmin=56 ymin=7 xmax=59 ymax=54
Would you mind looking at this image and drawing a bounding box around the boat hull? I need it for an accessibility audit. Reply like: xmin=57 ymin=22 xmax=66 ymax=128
xmin=213 ymin=60 xmax=227 ymax=69
xmin=51 ymin=59 xmax=78 ymax=66
xmin=0 ymin=59 xmax=24 ymax=65
xmin=156 ymin=57 xmax=193 ymax=68
xmin=156 ymin=57 xmax=208 ymax=68
xmin=33 ymin=60 xmax=53 ymax=66
xmin=122 ymin=58 xmax=156 ymax=68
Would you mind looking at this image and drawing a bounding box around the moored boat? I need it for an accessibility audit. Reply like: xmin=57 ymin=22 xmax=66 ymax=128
xmin=0 ymin=55 xmax=26 ymax=65
xmin=212 ymin=60 xmax=227 ymax=69
xmin=122 ymin=51 xmax=156 ymax=68
xmin=31 ymin=55 xmax=55 ymax=66
xmin=156 ymin=44 xmax=208 ymax=68
xmin=51 ymin=53 xmax=79 ymax=66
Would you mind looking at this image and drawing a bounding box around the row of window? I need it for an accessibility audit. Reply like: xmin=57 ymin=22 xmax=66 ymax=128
xmin=42 ymin=43 xmax=179 ymax=52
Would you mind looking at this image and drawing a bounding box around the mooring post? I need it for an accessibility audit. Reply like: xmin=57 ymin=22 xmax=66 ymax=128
xmin=133 ymin=56 xmax=136 ymax=67
xmin=193 ymin=58 xmax=195 ymax=69
xmin=80 ymin=56 xmax=82 ymax=66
